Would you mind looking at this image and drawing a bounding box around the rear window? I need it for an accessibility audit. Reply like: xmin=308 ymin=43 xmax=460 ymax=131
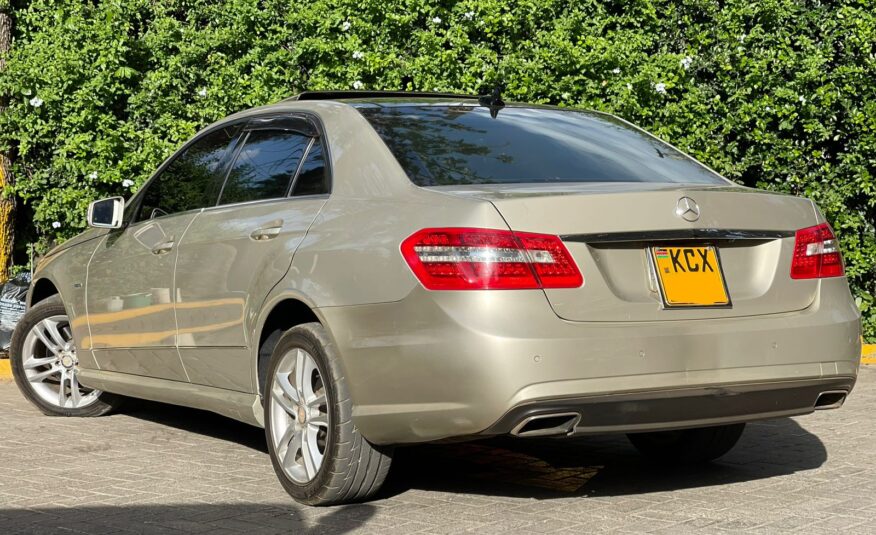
xmin=355 ymin=105 xmax=726 ymax=186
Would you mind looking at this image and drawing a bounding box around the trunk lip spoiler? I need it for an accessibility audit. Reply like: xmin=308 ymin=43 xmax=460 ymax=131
xmin=562 ymin=229 xmax=795 ymax=244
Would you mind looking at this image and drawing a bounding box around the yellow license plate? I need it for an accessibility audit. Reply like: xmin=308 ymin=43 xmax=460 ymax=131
xmin=651 ymin=246 xmax=730 ymax=307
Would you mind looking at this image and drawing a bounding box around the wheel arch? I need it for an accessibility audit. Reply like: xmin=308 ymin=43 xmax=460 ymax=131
xmin=28 ymin=277 xmax=61 ymax=309
xmin=254 ymin=293 xmax=330 ymax=398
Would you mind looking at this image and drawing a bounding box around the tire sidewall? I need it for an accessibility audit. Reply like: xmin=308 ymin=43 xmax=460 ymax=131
xmin=264 ymin=323 xmax=341 ymax=503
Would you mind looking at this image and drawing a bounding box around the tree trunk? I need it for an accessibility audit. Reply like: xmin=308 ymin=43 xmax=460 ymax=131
xmin=0 ymin=9 xmax=13 ymax=281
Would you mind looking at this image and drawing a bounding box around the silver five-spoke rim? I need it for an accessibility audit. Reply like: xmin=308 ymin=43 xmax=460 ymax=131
xmin=22 ymin=315 xmax=101 ymax=409
xmin=269 ymin=348 xmax=330 ymax=484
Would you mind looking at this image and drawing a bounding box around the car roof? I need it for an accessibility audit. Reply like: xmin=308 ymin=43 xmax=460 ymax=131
xmin=283 ymin=91 xmax=569 ymax=111
xmin=286 ymin=90 xmax=480 ymax=104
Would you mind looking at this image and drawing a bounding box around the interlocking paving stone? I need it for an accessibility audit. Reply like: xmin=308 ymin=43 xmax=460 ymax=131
xmin=0 ymin=367 xmax=875 ymax=533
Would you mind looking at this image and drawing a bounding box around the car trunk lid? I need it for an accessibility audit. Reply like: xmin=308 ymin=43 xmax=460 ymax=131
xmin=429 ymin=183 xmax=819 ymax=322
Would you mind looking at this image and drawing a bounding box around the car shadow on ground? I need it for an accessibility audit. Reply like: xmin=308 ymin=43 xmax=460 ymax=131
xmin=383 ymin=417 xmax=827 ymax=500
xmin=121 ymin=399 xmax=827 ymax=501
xmin=122 ymin=398 xmax=270 ymax=453
xmin=0 ymin=502 xmax=378 ymax=534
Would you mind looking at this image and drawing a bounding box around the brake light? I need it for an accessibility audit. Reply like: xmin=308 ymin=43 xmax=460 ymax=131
xmin=401 ymin=228 xmax=583 ymax=290
xmin=791 ymin=223 xmax=844 ymax=279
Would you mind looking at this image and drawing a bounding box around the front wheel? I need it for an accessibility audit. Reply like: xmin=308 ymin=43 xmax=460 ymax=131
xmin=10 ymin=295 xmax=121 ymax=417
xmin=264 ymin=322 xmax=393 ymax=505
xmin=627 ymin=423 xmax=745 ymax=463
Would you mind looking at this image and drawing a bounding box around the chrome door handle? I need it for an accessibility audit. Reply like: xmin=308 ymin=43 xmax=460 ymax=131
xmin=250 ymin=226 xmax=282 ymax=241
xmin=151 ymin=241 xmax=175 ymax=255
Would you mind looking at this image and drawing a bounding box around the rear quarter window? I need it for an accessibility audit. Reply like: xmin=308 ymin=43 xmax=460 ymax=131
xmin=355 ymin=105 xmax=726 ymax=186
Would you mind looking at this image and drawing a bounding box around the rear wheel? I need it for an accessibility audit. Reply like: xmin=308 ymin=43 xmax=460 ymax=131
xmin=10 ymin=295 xmax=121 ymax=417
xmin=627 ymin=423 xmax=745 ymax=463
xmin=264 ymin=322 xmax=393 ymax=505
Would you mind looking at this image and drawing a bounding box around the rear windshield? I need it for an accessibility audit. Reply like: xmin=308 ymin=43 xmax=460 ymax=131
xmin=355 ymin=105 xmax=726 ymax=186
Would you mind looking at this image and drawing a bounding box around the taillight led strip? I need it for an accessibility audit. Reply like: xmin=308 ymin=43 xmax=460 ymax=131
xmin=401 ymin=227 xmax=583 ymax=290
xmin=791 ymin=222 xmax=844 ymax=279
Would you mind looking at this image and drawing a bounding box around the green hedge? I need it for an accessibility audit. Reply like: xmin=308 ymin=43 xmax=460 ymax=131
xmin=1 ymin=0 xmax=873 ymax=339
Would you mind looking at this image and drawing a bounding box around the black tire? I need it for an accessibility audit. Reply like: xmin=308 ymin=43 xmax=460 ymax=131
xmin=264 ymin=322 xmax=393 ymax=506
xmin=627 ymin=423 xmax=745 ymax=464
xmin=10 ymin=295 xmax=121 ymax=417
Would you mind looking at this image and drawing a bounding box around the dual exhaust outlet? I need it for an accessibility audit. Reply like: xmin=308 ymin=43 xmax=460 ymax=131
xmin=813 ymin=390 xmax=847 ymax=410
xmin=510 ymin=412 xmax=580 ymax=438
xmin=509 ymin=390 xmax=848 ymax=438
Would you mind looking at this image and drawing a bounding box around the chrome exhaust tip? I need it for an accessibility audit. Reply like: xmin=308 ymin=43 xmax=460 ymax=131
xmin=814 ymin=390 xmax=847 ymax=410
xmin=510 ymin=412 xmax=580 ymax=437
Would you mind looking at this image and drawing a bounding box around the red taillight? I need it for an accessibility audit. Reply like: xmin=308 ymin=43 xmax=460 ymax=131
xmin=400 ymin=228 xmax=583 ymax=290
xmin=791 ymin=223 xmax=844 ymax=279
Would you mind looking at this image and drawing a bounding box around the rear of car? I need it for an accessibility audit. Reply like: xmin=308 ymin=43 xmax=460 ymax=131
xmin=320 ymin=99 xmax=861 ymax=445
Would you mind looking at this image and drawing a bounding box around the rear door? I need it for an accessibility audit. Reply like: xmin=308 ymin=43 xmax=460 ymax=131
xmin=173 ymin=115 xmax=329 ymax=391
xmin=86 ymin=125 xmax=241 ymax=380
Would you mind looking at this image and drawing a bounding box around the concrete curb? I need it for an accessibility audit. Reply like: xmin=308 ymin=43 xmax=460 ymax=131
xmin=863 ymin=344 xmax=876 ymax=365
xmin=0 ymin=359 xmax=11 ymax=381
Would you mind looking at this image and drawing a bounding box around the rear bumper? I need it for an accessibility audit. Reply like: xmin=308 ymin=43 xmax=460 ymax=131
xmin=318 ymin=278 xmax=861 ymax=445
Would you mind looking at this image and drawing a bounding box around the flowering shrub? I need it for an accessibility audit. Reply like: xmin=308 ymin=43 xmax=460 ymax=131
xmin=0 ymin=0 xmax=873 ymax=338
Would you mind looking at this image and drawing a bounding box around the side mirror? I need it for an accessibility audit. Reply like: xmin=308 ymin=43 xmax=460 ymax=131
xmin=87 ymin=197 xmax=125 ymax=229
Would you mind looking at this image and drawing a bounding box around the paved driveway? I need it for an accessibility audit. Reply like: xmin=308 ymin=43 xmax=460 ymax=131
xmin=1 ymin=367 xmax=875 ymax=534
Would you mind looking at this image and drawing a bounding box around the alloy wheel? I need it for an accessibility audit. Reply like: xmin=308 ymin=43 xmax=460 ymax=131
xmin=269 ymin=347 xmax=330 ymax=484
xmin=21 ymin=315 xmax=101 ymax=409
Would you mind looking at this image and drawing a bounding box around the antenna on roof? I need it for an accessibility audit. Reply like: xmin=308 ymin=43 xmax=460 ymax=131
xmin=478 ymin=85 xmax=505 ymax=118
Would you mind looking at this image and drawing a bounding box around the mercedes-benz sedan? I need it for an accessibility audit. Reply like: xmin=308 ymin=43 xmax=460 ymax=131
xmin=11 ymin=91 xmax=861 ymax=505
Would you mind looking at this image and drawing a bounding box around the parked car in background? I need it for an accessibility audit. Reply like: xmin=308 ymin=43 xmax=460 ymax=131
xmin=0 ymin=272 xmax=29 ymax=352
xmin=10 ymin=91 xmax=861 ymax=505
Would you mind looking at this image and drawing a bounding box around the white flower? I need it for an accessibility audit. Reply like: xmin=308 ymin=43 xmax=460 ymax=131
xmin=738 ymin=34 xmax=746 ymax=43
xmin=197 ymin=88 xmax=207 ymax=97
xmin=352 ymin=80 xmax=364 ymax=90
xmin=29 ymin=96 xmax=43 ymax=107
xmin=681 ymin=56 xmax=693 ymax=70
xmin=122 ymin=179 xmax=134 ymax=188
xmin=352 ymin=51 xmax=364 ymax=60
xmin=432 ymin=16 xmax=442 ymax=24
xmin=611 ymin=67 xmax=621 ymax=74
xmin=626 ymin=83 xmax=633 ymax=90
xmin=51 ymin=221 xmax=61 ymax=229
xmin=765 ymin=106 xmax=772 ymax=111
xmin=341 ymin=21 xmax=351 ymax=31
xmin=654 ymin=83 xmax=667 ymax=94
xmin=799 ymin=95 xmax=807 ymax=104
xmin=463 ymin=11 xmax=475 ymax=20
xmin=88 ymin=171 xmax=98 ymax=180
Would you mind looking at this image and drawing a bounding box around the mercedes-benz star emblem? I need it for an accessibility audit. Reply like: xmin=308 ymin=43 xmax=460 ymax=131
xmin=675 ymin=196 xmax=700 ymax=222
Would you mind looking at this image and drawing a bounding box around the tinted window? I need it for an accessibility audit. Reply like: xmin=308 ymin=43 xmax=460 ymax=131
xmin=292 ymin=142 xmax=328 ymax=196
xmin=356 ymin=105 xmax=726 ymax=186
xmin=220 ymin=130 xmax=310 ymax=205
xmin=137 ymin=126 xmax=238 ymax=221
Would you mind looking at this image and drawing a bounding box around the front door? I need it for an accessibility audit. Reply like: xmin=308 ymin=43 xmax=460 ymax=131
xmin=85 ymin=124 xmax=241 ymax=380
xmin=173 ymin=116 xmax=330 ymax=391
